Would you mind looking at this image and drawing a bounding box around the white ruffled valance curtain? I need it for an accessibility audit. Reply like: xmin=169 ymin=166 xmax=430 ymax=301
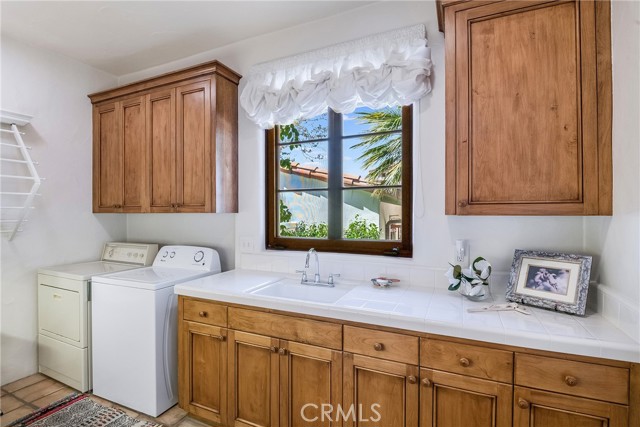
xmin=240 ymin=24 xmax=432 ymax=129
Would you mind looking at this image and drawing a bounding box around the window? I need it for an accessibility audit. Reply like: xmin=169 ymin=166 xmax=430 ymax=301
xmin=266 ymin=105 xmax=412 ymax=257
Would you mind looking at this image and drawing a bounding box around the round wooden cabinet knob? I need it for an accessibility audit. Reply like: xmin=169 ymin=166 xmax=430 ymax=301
xmin=407 ymin=376 xmax=417 ymax=384
xmin=564 ymin=375 xmax=578 ymax=386
xmin=518 ymin=398 xmax=529 ymax=409
xmin=278 ymin=348 xmax=287 ymax=356
xmin=198 ymin=311 xmax=208 ymax=317
xmin=270 ymin=346 xmax=278 ymax=353
xmin=422 ymin=378 xmax=431 ymax=387
xmin=459 ymin=357 xmax=471 ymax=367
xmin=373 ymin=343 xmax=384 ymax=351
xmin=458 ymin=200 xmax=468 ymax=208
xmin=214 ymin=335 xmax=226 ymax=342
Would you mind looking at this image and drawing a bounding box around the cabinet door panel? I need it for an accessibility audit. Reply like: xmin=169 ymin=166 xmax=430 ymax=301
xmin=513 ymin=386 xmax=628 ymax=427
xmin=445 ymin=0 xmax=608 ymax=215
xmin=229 ymin=330 xmax=279 ymax=427
xmin=343 ymin=353 xmax=418 ymax=427
xmin=93 ymin=102 xmax=122 ymax=211
xmin=280 ymin=341 xmax=342 ymax=427
xmin=179 ymin=321 xmax=227 ymax=424
xmin=466 ymin=2 xmax=581 ymax=203
xmin=176 ymin=81 xmax=211 ymax=212
xmin=420 ymin=369 xmax=512 ymax=427
xmin=148 ymin=89 xmax=176 ymax=212
xmin=122 ymin=97 xmax=146 ymax=211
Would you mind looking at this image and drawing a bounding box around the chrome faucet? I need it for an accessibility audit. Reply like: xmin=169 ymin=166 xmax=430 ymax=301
xmin=295 ymin=248 xmax=339 ymax=287
xmin=305 ymin=248 xmax=321 ymax=283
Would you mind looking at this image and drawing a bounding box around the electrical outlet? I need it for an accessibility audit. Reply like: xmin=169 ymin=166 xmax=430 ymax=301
xmin=239 ymin=237 xmax=256 ymax=254
xmin=455 ymin=239 xmax=469 ymax=266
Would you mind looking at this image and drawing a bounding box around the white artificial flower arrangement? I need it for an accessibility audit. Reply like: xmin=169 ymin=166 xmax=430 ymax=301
xmin=445 ymin=257 xmax=492 ymax=297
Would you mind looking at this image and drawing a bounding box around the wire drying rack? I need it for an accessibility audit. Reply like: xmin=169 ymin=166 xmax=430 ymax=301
xmin=0 ymin=110 xmax=42 ymax=240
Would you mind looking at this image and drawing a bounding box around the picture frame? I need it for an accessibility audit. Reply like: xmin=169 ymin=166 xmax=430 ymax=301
xmin=506 ymin=249 xmax=592 ymax=315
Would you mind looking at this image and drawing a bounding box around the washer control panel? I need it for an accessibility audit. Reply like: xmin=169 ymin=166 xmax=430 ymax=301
xmin=153 ymin=245 xmax=221 ymax=272
xmin=101 ymin=243 xmax=159 ymax=266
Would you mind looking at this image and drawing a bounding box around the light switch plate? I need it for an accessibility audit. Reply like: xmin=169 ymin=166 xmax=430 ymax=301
xmin=239 ymin=237 xmax=256 ymax=253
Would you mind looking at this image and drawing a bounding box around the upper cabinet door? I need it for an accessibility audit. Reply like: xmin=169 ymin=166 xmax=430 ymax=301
xmin=148 ymin=89 xmax=176 ymax=213
xmin=176 ymin=80 xmax=212 ymax=213
xmin=444 ymin=0 xmax=612 ymax=215
xmin=93 ymin=102 xmax=123 ymax=212
xmin=121 ymin=97 xmax=147 ymax=212
xmin=92 ymin=97 xmax=147 ymax=213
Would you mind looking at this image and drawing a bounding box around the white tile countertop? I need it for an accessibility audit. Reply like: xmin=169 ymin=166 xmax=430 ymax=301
xmin=174 ymin=269 xmax=640 ymax=363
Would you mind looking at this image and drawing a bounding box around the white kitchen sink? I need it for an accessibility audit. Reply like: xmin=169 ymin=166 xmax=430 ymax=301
xmin=246 ymin=278 xmax=351 ymax=304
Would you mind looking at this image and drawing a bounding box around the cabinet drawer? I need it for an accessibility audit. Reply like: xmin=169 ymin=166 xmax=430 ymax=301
xmin=515 ymin=354 xmax=629 ymax=404
xmin=344 ymin=326 xmax=418 ymax=365
xmin=228 ymin=307 xmax=342 ymax=350
xmin=183 ymin=298 xmax=227 ymax=327
xmin=421 ymin=339 xmax=513 ymax=383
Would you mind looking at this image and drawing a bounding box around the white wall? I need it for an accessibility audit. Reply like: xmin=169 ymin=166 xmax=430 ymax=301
xmin=121 ymin=2 xmax=587 ymax=278
xmin=0 ymin=37 xmax=126 ymax=385
xmin=122 ymin=3 xmax=640 ymax=343
xmin=583 ymin=1 xmax=640 ymax=341
xmin=126 ymin=214 xmax=236 ymax=272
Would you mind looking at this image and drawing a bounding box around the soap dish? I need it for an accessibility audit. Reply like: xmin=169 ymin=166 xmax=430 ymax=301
xmin=371 ymin=277 xmax=400 ymax=288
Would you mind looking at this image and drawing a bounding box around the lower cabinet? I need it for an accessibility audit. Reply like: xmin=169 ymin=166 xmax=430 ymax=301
xmin=513 ymin=387 xmax=628 ymax=427
xmin=177 ymin=297 xmax=637 ymax=427
xmin=419 ymin=368 xmax=512 ymax=427
xmin=343 ymin=353 xmax=419 ymax=427
xmin=228 ymin=331 xmax=279 ymax=427
xmin=179 ymin=321 xmax=228 ymax=425
xmin=227 ymin=330 xmax=342 ymax=427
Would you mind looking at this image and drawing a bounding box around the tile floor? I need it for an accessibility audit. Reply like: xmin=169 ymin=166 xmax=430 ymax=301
xmin=0 ymin=374 xmax=210 ymax=427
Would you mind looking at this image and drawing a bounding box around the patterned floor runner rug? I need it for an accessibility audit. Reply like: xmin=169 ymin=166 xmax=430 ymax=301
xmin=8 ymin=394 xmax=163 ymax=427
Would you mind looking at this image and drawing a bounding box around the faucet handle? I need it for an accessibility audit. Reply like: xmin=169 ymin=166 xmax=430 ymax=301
xmin=328 ymin=273 xmax=341 ymax=285
xmin=295 ymin=269 xmax=308 ymax=282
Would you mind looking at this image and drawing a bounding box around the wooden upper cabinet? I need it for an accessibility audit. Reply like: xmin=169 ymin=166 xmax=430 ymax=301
xmin=441 ymin=0 xmax=612 ymax=215
xmin=121 ymin=97 xmax=147 ymax=211
xmin=89 ymin=60 xmax=241 ymax=213
xmin=93 ymin=97 xmax=147 ymax=212
xmin=176 ymin=81 xmax=212 ymax=212
xmin=93 ymin=102 xmax=122 ymax=212
xmin=147 ymin=88 xmax=176 ymax=212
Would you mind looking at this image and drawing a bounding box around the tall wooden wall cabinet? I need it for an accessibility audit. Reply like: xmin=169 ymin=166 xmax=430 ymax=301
xmin=439 ymin=0 xmax=612 ymax=215
xmin=89 ymin=61 xmax=241 ymax=213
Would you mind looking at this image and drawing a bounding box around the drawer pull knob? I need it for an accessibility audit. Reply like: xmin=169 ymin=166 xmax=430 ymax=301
xmin=373 ymin=342 xmax=384 ymax=351
xmin=518 ymin=398 xmax=529 ymax=409
xmin=459 ymin=357 xmax=471 ymax=367
xmin=564 ymin=375 xmax=578 ymax=386
xmin=407 ymin=376 xmax=417 ymax=384
xmin=279 ymin=348 xmax=288 ymax=356
xmin=270 ymin=346 xmax=278 ymax=353
xmin=198 ymin=311 xmax=208 ymax=317
xmin=213 ymin=335 xmax=226 ymax=342
xmin=422 ymin=378 xmax=431 ymax=387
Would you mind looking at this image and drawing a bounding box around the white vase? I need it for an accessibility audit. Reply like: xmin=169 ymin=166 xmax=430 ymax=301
xmin=458 ymin=280 xmax=491 ymax=301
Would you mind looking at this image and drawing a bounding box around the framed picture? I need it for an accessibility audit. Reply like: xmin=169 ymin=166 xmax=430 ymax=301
xmin=506 ymin=249 xmax=592 ymax=315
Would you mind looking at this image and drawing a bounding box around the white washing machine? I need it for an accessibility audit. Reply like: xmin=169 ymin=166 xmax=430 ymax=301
xmin=37 ymin=242 xmax=159 ymax=392
xmin=91 ymin=245 xmax=221 ymax=417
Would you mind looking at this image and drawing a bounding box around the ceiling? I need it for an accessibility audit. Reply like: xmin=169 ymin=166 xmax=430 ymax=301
xmin=1 ymin=1 xmax=376 ymax=76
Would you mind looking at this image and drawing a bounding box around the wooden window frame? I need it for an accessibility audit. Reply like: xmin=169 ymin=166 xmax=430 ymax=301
xmin=265 ymin=105 xmax=413 ymax=257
